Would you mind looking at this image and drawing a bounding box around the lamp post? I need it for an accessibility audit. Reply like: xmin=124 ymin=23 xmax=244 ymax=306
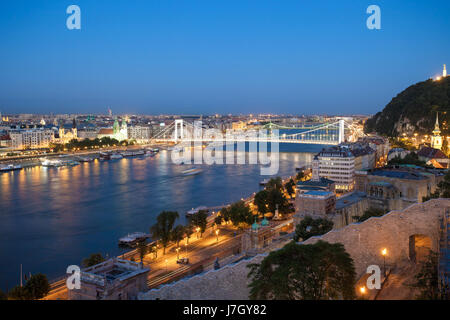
xmin=185 ymin=243 xmax=188 ymax=259
xmin=381 ymin=248 xmax=387 ymax=277
xmin=215 ymin=229 xmax=219 ymax=243
xmin=196 ymin=227 xmax=200 ymax=239
xmin=176 ymin=247 xmax=180 ymax=260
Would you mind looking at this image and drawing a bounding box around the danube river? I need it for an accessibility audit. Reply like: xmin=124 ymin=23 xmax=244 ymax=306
xmin=0 ymin=144 xmax=323 ymax=290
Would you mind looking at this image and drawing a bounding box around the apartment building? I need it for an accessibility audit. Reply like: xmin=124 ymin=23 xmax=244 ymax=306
xmin=127 ymin=125 xmax=152 ymax=142
xmin=10 ymin=129 xmax=55 ymax=149
xmin=317 ymin=146 xmax=355 ymax=192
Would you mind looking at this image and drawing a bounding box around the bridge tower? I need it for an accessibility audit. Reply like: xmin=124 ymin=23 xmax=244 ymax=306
xmin=338 ymin=119 xmax=345 ymax=144
xmin=174 ymin=119 xmax=184 ymax=141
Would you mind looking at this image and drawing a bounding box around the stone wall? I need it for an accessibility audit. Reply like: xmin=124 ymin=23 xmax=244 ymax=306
xmin=139 ymin=199 xmax=450 ymax=300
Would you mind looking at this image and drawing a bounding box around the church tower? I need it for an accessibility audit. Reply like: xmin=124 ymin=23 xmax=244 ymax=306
xmin=71 ymin=118 xmax=78 ymax=139
xmin=58 ymin=119 xmax=65 ymax=141
xmin=431 ymin=112 xmax=443 ymax=150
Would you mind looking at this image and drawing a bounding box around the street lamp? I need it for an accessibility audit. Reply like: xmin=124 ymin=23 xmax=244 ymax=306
xmin=176 ymin=247 xmax=180 ymax=260
xmin=215 ymin=229 xmax=219 ymax=243
xmin=359 ymin=286 xmax=366 ymax=300
xmin=196 ymin=227 xmax=200 ymax=239
xmin=381 ymin=248 xmax=387 ymax=277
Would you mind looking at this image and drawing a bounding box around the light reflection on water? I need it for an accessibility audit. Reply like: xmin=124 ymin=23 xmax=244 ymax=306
xmin=0 ymin=146 xmax=321 ymax=289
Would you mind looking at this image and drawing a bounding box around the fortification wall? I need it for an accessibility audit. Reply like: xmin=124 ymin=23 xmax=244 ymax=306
xmin=139 ymin=199 xmax=450 ymax=300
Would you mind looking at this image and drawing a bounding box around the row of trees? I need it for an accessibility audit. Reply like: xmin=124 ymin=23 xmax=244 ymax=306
xmin=216 ymin=201 xmax=253 ymax=229
xmin=149 ymin=210 xmax=208 ymax=256
xmin=49 ymin=137 xmax=135 ymax=153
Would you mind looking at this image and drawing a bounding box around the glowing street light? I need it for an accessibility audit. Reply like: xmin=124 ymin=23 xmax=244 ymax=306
xmin=381 ymin=248 xmax=387 ymax=277
xmin=360 ymin=286 xmax=366 ymax=299
xmin=215 ymin=229 xmax=220 ymax=243
xmin=176 ymin=247 xmax=180 ymax=260
xmin=196 ymin=227 xmax=200 ymax=239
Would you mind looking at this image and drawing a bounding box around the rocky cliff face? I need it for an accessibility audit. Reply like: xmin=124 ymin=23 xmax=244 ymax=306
xmin=364 ymin=77 xmax=450 ymax=136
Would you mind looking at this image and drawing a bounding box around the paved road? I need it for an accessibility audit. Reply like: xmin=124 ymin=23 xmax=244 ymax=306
xmin=43 ymin=226 xmax=241 ymax=300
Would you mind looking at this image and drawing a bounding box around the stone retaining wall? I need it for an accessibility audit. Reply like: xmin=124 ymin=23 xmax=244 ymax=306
xmin=139 ymin=199 xmax=450 ymax=300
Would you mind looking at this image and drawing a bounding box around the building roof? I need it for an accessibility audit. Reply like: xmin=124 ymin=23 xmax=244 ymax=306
xmin=98 ymin=128 xmax=114 ymax=135
xmin=335 ymin=191 xmax=367 ymax=210
xmin=369 ymin=169 xmax=425 ymax=180
xmin=304 ymin=190 xmax=334 ymax=196
xmin=417 ymin=146 xmax=448 ymax=159
xmin=369 ymin=181 xmax=394 ymax=188
xmin=297 ymin=177 xmax=335 ymax=188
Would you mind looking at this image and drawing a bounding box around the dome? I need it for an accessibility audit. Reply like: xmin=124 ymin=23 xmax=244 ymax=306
xmin=251 ymin=218 xmax=260 ymax=231
xmin=261 ymin=217 xmax=269 ymax=227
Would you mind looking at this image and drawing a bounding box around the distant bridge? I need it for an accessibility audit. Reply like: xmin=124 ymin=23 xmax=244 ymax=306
xmin=150 ymin=119 xmax=362 ymax=146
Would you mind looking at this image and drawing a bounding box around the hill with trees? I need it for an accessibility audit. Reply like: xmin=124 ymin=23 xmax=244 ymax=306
xmin=364 ymin=77 xmax=450 ymax=136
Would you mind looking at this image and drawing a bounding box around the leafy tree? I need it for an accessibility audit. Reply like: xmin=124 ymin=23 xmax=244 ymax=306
xmin=171 ymin=225 xmax=185 ymax=247
xmin=137 ymin=241 xmax=148 ymax=263
xmin=411 ymin=251 xmax=441 ymax=300
xmin=149 ymin=242 xmax=158 ymax=259
xmin=22 ymin=273 xmax=50 ymax=300
xmin=150 ymin=211 xmax=179 ymax=254
xmin=296 ymin=171 xmax=305 ymax=182
xmin=254 ymin=190 xmax=270 ymax=214
xmin=285 ymin=179 xmax=296 ymax=197
xmin=221 ymin=201 xmax=254 ymax=229
xmin=7 ymin=286 xmax=29 ymax=300
xmin=254 ymin=177 xmax=290 ymax=214
xmin=294 ymin=216 xmax=334 ymax=241
xmin=353 ymin=207 xmax=387 ymax=223
xmin=184 ymin=223 xmax=194 ymax=244
xmin=82 ymin=253 xmax=105 ymax=268
xmin=248 ymin=241 xmax=356 ymax=300
xmin=190 ymin=210 xmax=208 ymax=237
xmin=388 ymin=152 xmax=428 ymax=167
xmin=266 ymin=177 xmax=284 ymax=190
xmin=214 ymin=215 xmax=223 ymax=227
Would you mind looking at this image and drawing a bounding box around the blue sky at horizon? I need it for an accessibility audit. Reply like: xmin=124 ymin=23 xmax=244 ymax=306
xmin=0 ymin=0 xmax=449 ymax=115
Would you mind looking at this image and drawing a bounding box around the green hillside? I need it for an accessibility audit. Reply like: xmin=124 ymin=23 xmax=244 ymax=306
xmin=364 ymin=77 xmax=450 ymax=136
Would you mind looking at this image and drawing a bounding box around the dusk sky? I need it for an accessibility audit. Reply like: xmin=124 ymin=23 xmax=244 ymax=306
xmin=0 ymin=0 xmax=449 ymax=115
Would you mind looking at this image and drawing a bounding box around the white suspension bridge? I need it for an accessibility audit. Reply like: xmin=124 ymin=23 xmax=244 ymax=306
xmin=149 ymin=119 xmax=364 ymax=146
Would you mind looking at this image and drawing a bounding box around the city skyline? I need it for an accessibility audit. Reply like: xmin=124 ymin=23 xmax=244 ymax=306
xmin=1 ymin=1 xmax=449 ymax=115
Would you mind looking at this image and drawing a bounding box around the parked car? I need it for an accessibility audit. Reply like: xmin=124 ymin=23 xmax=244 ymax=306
xmin=177 ymin=257 xmax=189 ymax=265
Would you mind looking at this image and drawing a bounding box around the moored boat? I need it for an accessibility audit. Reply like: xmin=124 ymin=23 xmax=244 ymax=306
xmin=41 ymin=159 xmax=64 ymax=167
xmin=186 ymin=206 xmax=209 ymax=217
xmin=0 ymin=164 xmax=23 ymax=172
xmin=110 ymin=153 xmax=123 ymax=159
xmin=118 ymin=232 xmax=151 ymax=247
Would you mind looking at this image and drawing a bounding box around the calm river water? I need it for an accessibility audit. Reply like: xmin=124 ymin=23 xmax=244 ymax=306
xmin=0 ymin=143 xmax=324 ymax=290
